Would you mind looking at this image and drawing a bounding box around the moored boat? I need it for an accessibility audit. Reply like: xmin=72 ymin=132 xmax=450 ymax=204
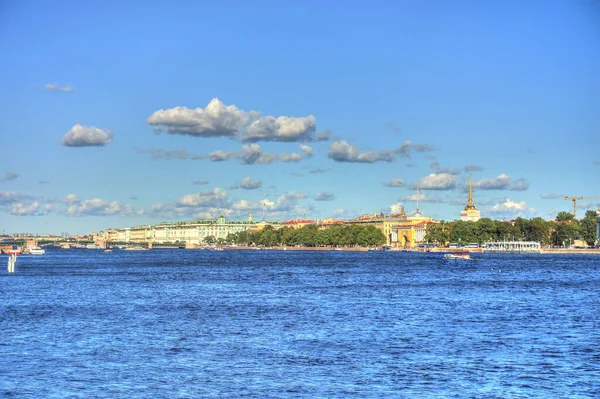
xmin=444 ymin=253 xmax=472 ymax=260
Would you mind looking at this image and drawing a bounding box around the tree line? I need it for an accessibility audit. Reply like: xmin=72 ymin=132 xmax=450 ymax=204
xmin=424 ymin=210 xmax=598 ymax=247
xmin=212 ymin=224 xmax=387 ymax=248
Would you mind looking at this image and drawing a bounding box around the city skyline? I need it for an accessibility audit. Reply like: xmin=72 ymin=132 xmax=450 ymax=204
xmin=1 ymin=1 xmax=599 ymax=235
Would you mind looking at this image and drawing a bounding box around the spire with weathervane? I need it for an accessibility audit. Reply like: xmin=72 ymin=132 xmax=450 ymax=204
xmin=460 ymin=174 xmax=481 ymax=221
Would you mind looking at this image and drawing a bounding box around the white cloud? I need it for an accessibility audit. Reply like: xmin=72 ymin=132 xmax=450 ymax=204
xmin=208 ymin=150 xmax=234 ymax=162
xmin=240 ymin=177 xmax=262 ymax=190
xmin=384 ymin=178 xmax=405 ymax=187
xmin=148 ymin=98 xmax=321 ymax=142
xmin=328 ymin=140 xmax=393 ymax=163
xmin=395 ymin=140 xmax=435 ymax=158
xmin=300 ymin=144 xmax=314 ymax=157
xmin=412 ymin=173 xmax=457 ymax=190
xmin=278 ymin=152 xmax=304 ymax=163
xmin=242 ymin=115 xmax=317 ymax=142
xmin=65 ymin=198 xmax=126 ymax=216
xmin=237 ymin=144 xmax=278 ymax=165
xmin=11 ymin=202 xmax=41 ymax=215
xmin=315 ymin=191 xmax=335 ymax=201
xmin=63 ymin=194 xmax=80 ymax=204
xmin=471 ymin=174 xmax=529 ymax=191
xmin=61 ymin=124 xmax=113 ymax=147
xmin=490 ymin=199 xmax=531 ymax=214
xmin=45 ymin=83 xmax=73 ymax=93
xmin=389 ymin=203 xmax=405 ymax=214
xmin=147 ymin=98 xmax=258 ymax=138
xmin=176 ymin=188 xmax=229 ymax=208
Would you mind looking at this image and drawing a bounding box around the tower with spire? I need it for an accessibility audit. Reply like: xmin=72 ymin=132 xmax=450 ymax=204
xmin=460 ymin=174 xmax=481 ymax=221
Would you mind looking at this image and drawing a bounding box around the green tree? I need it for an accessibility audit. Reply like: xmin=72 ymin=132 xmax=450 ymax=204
xmin=259 ymin=227 xmax=278 ymax=247
xmin=424 ymin=222 xmax=449 ymax=246
xmin=525 ymin=217 xmax=552 ymax=245
xmin=551 ymin=222 xmax=579 ymax=247
xmin=203 ymin=235 xmax=217 ymax=245
xmin=495 ymin=221 xmax=519 ymax=241
xmin=579 ymin=210 xmax=598 ymax=246
xmin=449 ymin=221 xmax=477 ymax=245
xmin=556 ymin=211 xmax=574 ymax=222
xmin=475 ymin=218 xmax=497 ymax=243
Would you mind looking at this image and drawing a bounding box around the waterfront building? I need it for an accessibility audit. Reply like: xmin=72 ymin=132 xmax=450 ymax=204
xmin=153 ymin=215 xmax=259 ymax=245
xmin=130 ymin=225 xmax=153 ymax=243
xmin=460 ymin=175 xmax=481 ymax=222
xmin=390 ymin=207 xmax=436 ymax=248
xmin=280 ymin=219 xmax=316 ymax=229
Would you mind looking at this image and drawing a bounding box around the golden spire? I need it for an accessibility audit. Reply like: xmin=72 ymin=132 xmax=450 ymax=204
xmin=464 ymin=174 xmax=477 ymax=211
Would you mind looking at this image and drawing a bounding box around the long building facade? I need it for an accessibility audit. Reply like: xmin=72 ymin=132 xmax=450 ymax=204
xmin=94 ymin=208 xmax=437 ymax=248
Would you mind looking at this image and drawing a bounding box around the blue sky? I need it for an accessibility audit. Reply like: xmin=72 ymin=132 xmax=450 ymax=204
xmin=1 ymin=0 xmax=599 ymax=235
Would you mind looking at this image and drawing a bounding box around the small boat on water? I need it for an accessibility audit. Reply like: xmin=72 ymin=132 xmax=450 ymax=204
xmin=27 ymin=246 xmax=45 ymax=255
xmin=444 ymin=253 xmax=472 ymax=261
xmin=124 ymin=246 xmax=148 ymax=251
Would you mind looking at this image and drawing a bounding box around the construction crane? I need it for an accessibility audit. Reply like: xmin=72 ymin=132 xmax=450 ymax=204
xmin=564 ymin=196 xmax=600 ymax=219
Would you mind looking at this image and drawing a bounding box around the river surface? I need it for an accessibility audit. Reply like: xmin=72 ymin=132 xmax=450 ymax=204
xmin=1 ymin=249 xmax=599 ymax=398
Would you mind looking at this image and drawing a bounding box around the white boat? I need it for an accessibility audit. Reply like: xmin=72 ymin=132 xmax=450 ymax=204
xmin=28 ymin=246 xmax=45 ymax=255
xmin=444 ymin=253 xmax=472 ymax=261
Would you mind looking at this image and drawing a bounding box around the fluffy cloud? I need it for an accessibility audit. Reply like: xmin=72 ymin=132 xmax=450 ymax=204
xmin=176 ymin=188 xmax=229 ymax=208
xmin=299 ymin=144 xmax=314 ymax=157
xmin=61 ymin=124 xmax=113 ymax=147
xmin=148 ymin=98 xmax=322 ymax=142
xmin=4 ymin=172 xmax=19 ymax=181
xmin=412 ymin=173 xmax=457 ymax=190
xmin=489 ymin=199 xmax=533 ymax=216
xmin=278 ymin=153 xmax=304 ymax=163
xmin=389 ymin=203 xmax=405 ymax=214
xmin=63 ymin=194 xmax=80 ymax=204
xmin=328 ymin=140 xmax=393 ymax=163
xmin=471 ymin=174 xmax=529 ymax=191
xmin=45 ymin=83 xmax=73 ymax=93
xmin=231 ymin=192 xmax=309 ymax=217
xmin=11 ymin=202 xmax=41 ymax=215
xmin=242 ymin=115 xmax=316 ymax=142
xmin=148 ymin=98 xmax=257 ymax=138
xmin=65 ymin=198 xmax=129 ymax=216
xmin=209 ymin=150 xmax=234 ymax=162
xmin=384 ymin=178 xmax=406 ymax=187
xmin=395 ymin=141 xmax=436 ymax=158
xmin=237 ymin=144 xmax=277 ymax=165
xmin=315 ymin=191 xmax=335 ymax=201
xmin=240 ymin=177 xmax=262 ymax=190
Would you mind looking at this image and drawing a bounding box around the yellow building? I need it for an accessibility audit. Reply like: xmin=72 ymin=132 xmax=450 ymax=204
xmin=390 ymin=208 xmax=436 ymax=248
xmin=460 ymin=175 xmax=481 ymax=221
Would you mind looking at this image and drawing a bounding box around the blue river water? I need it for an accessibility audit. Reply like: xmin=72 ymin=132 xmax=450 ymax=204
xmin=1 ymin=249 xmax=599 ymax=398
